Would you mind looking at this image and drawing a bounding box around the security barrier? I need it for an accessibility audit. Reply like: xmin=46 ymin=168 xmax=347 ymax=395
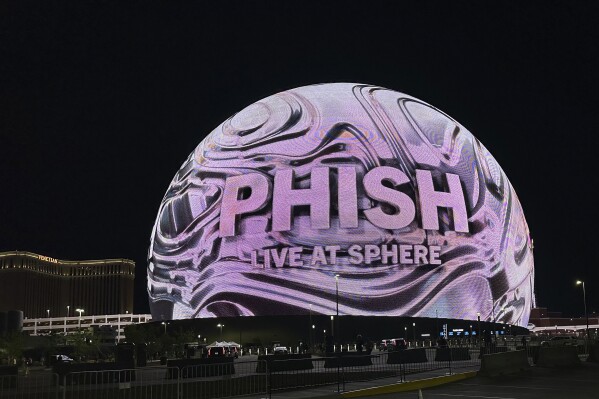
xmin=478 ymin=345 xmax=508 ymax=358
xmin=434 ymin=347 xmax=471 ymax=362
xmin=179 ymin=361 xmax=266 ymax=399
xmin=167 ymin=358 xmax=235 ymax=379
xmin=255 ymin=354 xmax=313 ymax=372
xmin=536 ymin=346 xmax=580 ymax=368
xmin=323 ymin=353 xmax=374 ymax=368
xmin=387 ymin=348 xmax=428 ymax=364
xmin=587 ymin=344 xmax=599 ymax=363
xmin=479 ymin=349 xmax=530 ymax=377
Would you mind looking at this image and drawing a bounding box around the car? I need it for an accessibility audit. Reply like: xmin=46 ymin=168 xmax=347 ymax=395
xmin=540 ymin=336 xmax=577 ymax=347
xmin=378 ymin=339 xmax=392 ymax=351
xmin=390 ymin=338 xmax=407 ymax=350
xmin=207 ymin=346 xmax=226 ymax=357
xmin=273 ymin=346 xmax=288 ymax=354
xmin=226 ymin=346 xmax=239 ymax=358
xmin=53 ymin=354 xmax=74 ymax=363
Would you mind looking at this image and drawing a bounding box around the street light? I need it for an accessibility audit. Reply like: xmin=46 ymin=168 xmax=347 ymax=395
xmin=309 ymin=304 xmax=313 ymax=350
xmin=330 ymin=315 xmax=334 ymax=338
xmin=335 ymin=274 xmax=340 ymax=344
xmin=161 ymin=321 xmax=169 ymax=334
xmin=217 ymin=323 xmax=224 ymax=340
xmin=65 ymin=305 xmax=70 ymax=334
xmin=47 ymin=309 xmax=50 ymax=318
xmin=66 ymin=305 xmax=70 ymax=317
xmin=76 ymin=308 xmax=84 ymax=329
xmin=576 ymin=280 xmax=590 ymax=341
xmin=488 ymin=299 xmax=496 ymax=338
xmin=477 ymin=312 xmax=481 ymax=345
xmin=412 ymin=322 xmax=416 ymax=343
xmin=435 ymin=309 xmax=439 ymax=339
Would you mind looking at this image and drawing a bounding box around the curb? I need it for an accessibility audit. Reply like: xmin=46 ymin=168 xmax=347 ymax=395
xmin=340 ymin=371 xmax=478 ymax=398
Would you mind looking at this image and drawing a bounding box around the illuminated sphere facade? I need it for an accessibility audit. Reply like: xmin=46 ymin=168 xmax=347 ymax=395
xmin=148 ymin=83 xmax=535 ymax=326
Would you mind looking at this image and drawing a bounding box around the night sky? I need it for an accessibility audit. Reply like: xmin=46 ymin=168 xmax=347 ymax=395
xmin=2 ymin=1 xmax=598 ymax=317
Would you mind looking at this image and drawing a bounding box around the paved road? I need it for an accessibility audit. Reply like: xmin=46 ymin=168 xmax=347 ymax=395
xmin=366 ymin=362 xmax=599 ymax=399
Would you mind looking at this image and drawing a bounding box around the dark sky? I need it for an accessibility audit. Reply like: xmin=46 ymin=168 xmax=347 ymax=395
xmin=1 ymin=1 xmax=598 ymax=317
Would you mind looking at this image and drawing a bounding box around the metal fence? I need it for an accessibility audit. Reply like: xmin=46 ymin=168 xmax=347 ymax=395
xmin=0 ymin=373 xmax=59 ymax=399
xmin=268 ymin=347 xmax=482 ymax=393
xmin=178 ymin=361 xmax=266 ymax=399
xmin=63 ymin=367 xmax=179 ymax=399
xmin=0 ymin=362 xmax=267 ymax=399
xmin=0 ymin=346 xmax=525 ymax=399
xmin=1 ymin=345 xmax=533 ymax=399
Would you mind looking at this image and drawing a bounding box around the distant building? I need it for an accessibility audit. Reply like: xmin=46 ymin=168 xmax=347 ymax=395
xmin=0 ymin=251 xmax=135 ymax=318
xmin=528 ymin=306 xmax=599 ymax=337
xmin=22 ymin=313 xmax=152 ymax=342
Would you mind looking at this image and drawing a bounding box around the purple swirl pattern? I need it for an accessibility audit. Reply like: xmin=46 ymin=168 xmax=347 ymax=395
xmin=148 ymin=83 xmax=535 ymax=326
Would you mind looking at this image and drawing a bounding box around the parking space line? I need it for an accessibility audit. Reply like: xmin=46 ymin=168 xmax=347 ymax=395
xmin=432 ymin=394 xmax=518 ymax=399
xmin=456 ymin=383 xmax=553 ymax=390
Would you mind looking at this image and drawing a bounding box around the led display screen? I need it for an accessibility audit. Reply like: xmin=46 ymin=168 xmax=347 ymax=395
xmin=148 ymin=83 xmax=535 ymax=326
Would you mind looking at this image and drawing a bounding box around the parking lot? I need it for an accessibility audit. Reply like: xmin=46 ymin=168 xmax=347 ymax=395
xmin=361 ymin=362 xmax=599 ymax=399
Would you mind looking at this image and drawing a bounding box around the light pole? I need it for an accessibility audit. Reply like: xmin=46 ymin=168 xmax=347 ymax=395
xmin=435 ymin=309 xmax=439 ymax=339
xmin=335 ymin=274 xmax=340 ymax=345
xmin=65 ymin=305 xmax=70 ymax=334
xmin=309 ymin=304 xmax=313 ymax=350
xmin=217 ymin=323 xmax=224 ymax=341
xmin=312 ymin=324 xmax=315 ymax=352
xmin=76 ymin=308 xmax=84 ymax=329
xmin=469 ymin=325 xmax=473 ymax=342
xmin=161 ymin=321 xmax=168 ymax=335
xmin=323 ymin=329 xmax=326 ymax=344
xmin=47 ymin=309 xmax=50 ymax=318
xmin=330 ymin=316 xmax=334 ymax=338
xmin=412 ymin=322 xmax=416 ymax=344
xmin=477 ymin=312 xmax=481 ymax=345
xmin=576 ymin=280 xmax=590 ymax=341
xmin=67 ymin=305 xmax=70 ymax=317
xmin=489 ymin=299 xmax=496 ymax=339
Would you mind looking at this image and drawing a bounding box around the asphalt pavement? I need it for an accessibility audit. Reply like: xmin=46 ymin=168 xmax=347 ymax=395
xmin=355 ymin=362 xmax=599 ymax=399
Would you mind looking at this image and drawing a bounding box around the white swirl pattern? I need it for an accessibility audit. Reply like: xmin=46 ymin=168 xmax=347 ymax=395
xmin=148 ymin=83 xmax=535 ymax=326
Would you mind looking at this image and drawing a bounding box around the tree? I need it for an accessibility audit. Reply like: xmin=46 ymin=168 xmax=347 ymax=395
xmin=0 ymin=333 xmax=25 ymax=365
xmin=69 ymin=329 xmax=101 ymax=362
